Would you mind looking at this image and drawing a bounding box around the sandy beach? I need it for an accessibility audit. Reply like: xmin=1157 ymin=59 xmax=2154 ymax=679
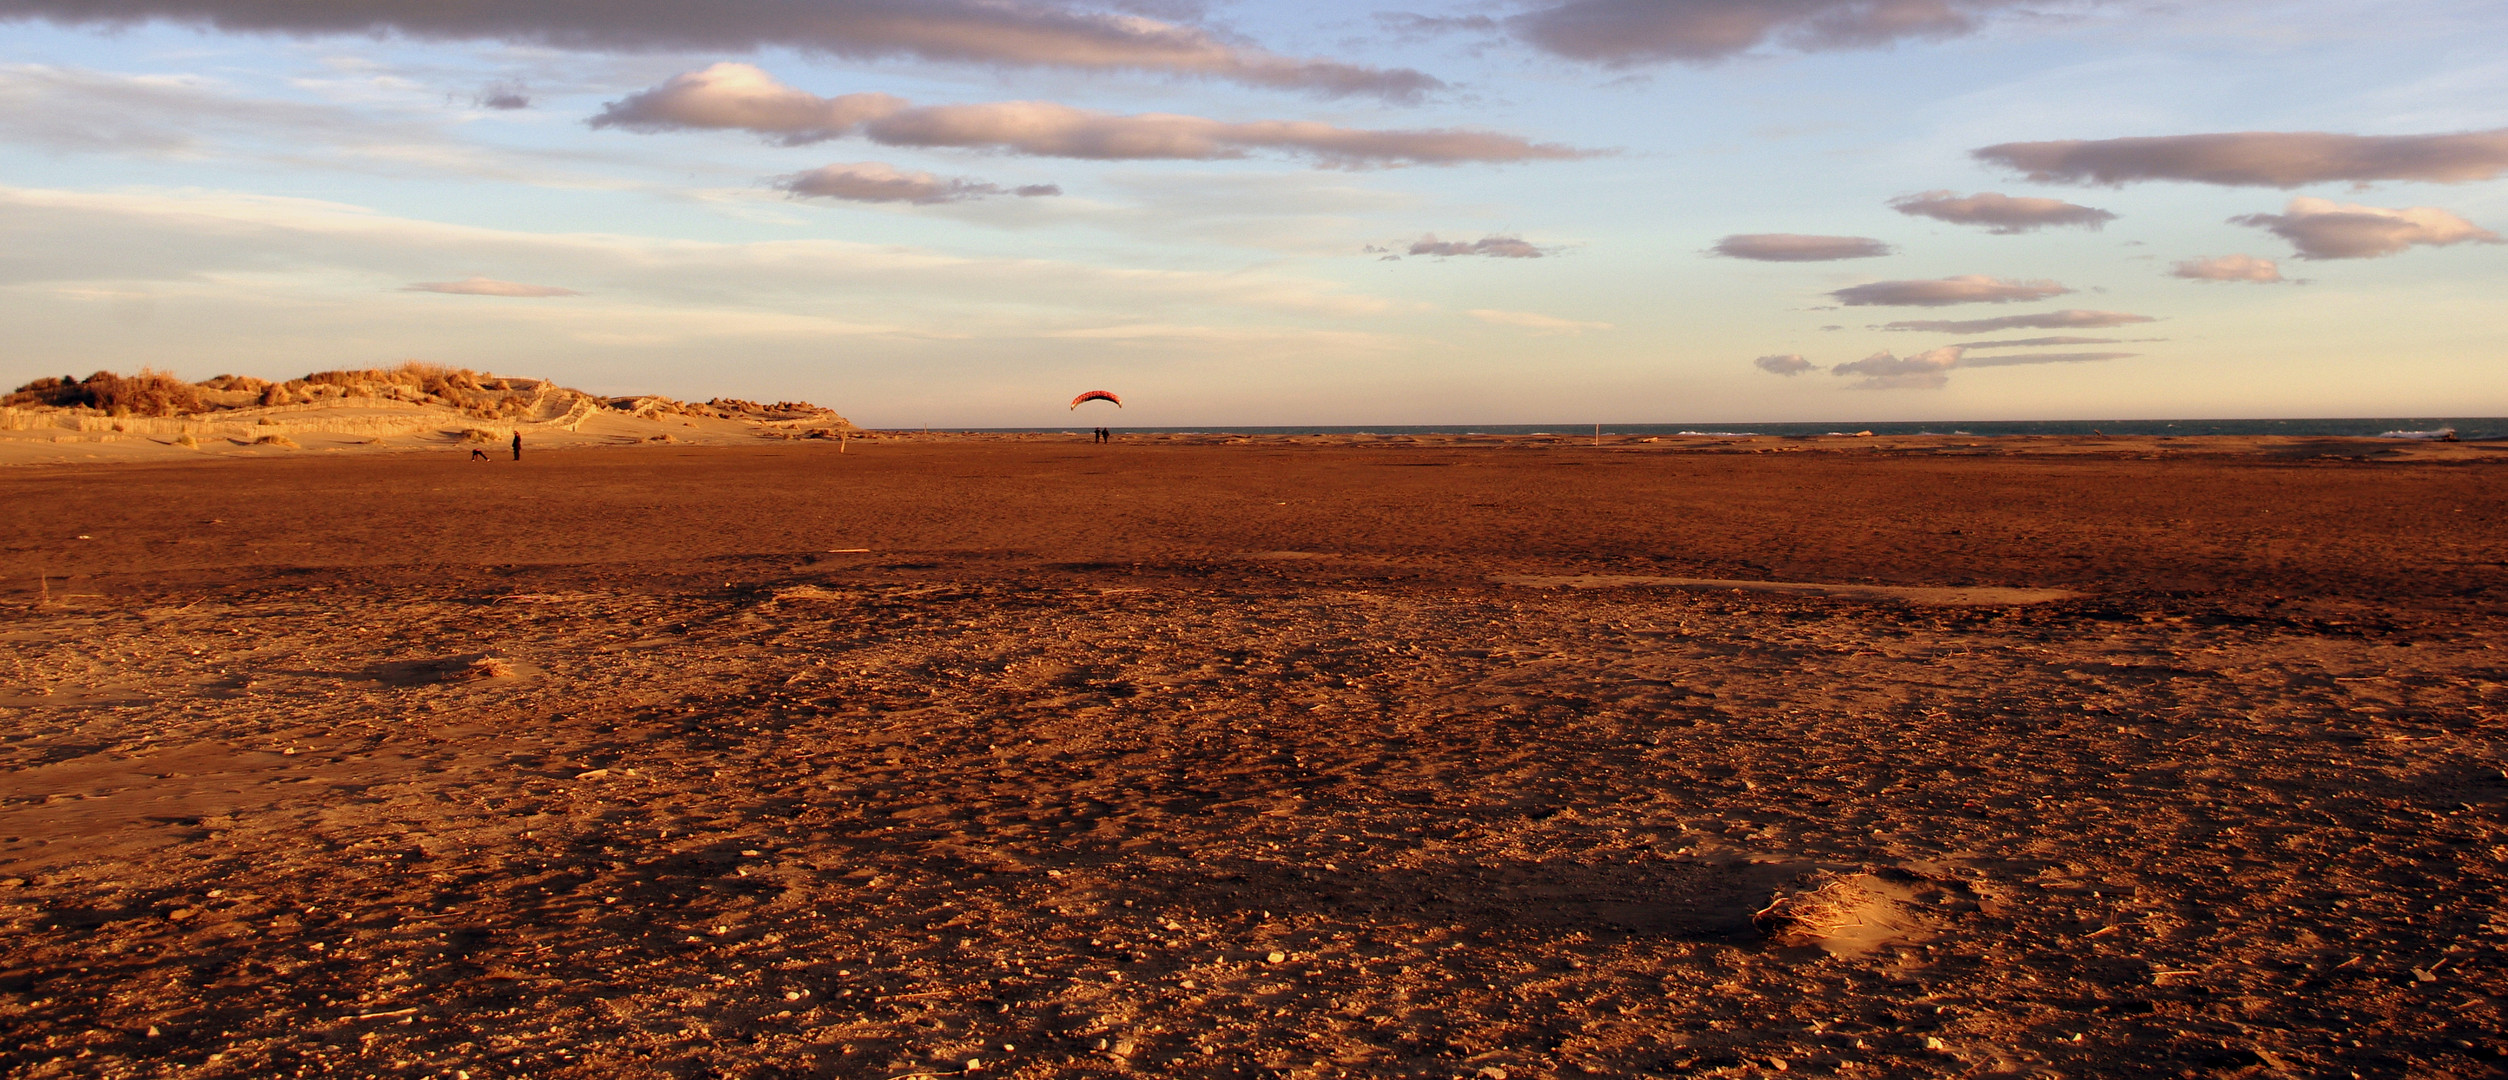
xmin=3 ymin=436 xmax=2504 ymax=1079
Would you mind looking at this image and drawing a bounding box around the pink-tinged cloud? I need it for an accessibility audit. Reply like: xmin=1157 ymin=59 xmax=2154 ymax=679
xmin=1829 ymin=275 xmax=2069 ymax=307
xmin=1509 ymin=0 xmax=2016 ymax=65
xmin=1753 ymin=353 xmax=1813 ymax=375
xmin=1951 ymin=335 xmax=2129 ymax=348
xmin=0 ymin=0 xmax=1441 ymax=100
xmin=594 ymin=64 xmax=1585 ymax=167
xmin=2229 ymin=197 xmax=2500 ymax=260
xmin=1410 ymin=234 xmax=1545 ymax=258
xmin=1830 ymin=346 xmax=1964 ymax=389
xmin=1824 ymin=344 xmax=2137 ymax=388
xmin=1958 ymin=351 xmax=2138 ymax=368
xmin=592 ymin=65 xmax=905 ymax=144
xmin=1973 ymin=129 xmax=2508 ymax=187
xmin=1465 ymin=308 xmax=1610 ymax=331
xmin=2169 ymin=254 xmax=2284 ymax=283
xmin=1711 ymin=233 xmax=1891 ymax=261
xmin=402 ymin=276 xmax=579 ymax=297
xmin=776 ymin=161 xmax=1050 ymax=204
xmin=1879 ymin=309 xmax=2157 ymax=333
xmin=1888 ymin=190 xmax=2113 ymax=233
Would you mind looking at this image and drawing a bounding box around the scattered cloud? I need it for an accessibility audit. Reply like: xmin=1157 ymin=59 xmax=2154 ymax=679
xmin=0 ymin=62 xmax=395 ymax=155
xmin=1466 ymin=308 xmax=1610 ymax=331
xmin=402 ymin=276 xmax=579 ymax=297
xmin=1878 ymin=309 xmax=2157 ymax=332
xmin=1507 ymin=0 xmax=2025 ymax=66
xmin=593 ymin=64 xmax=1584 ymax=167
xmin=1 ymin=0 xmax=1442 ymax=101
xmin=1973 ymin=129 xmax=2508 ymax=187
xmin=1753 ymin=353 xmax=1813 ymax=375
xmin=0 ymin=184 xmax=1407 ymax=327
xmin=1711 ymin=233 xmax=1891 ymax=261
xmin=1958 ymin=351 xmax=2138 ymax=367
xmin=1830 ymin=346 xmax=1964 ymax=389
xmin=1829 ymin=275 xmax=2070 ymax=306
xmin=1013 ymin=183 xmax=1062 ymax=197
xmin=2229 ymin=197 xmax=2500 ymax=259
xmin=1823 ymin=344 xmax=2137 ymax=388
xmin=1951 ymin=335 xmax=2127 ymax=348
xmin=1888 ymin=190 xmax=2113 ymax=234
xmin=1410 ymin=234 xmax=1544 ymax=258
xmin=2168 ymin=253 xmax=2284 ymax=283
xmin=775 ymin=162 xmax=1057 ymax=204
xmin=474 ymin=80 xmax=528 ymax=110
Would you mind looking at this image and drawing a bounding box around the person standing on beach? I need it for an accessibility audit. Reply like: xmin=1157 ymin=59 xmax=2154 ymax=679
xmin=512 ymin=431 xmax=522 ymax=461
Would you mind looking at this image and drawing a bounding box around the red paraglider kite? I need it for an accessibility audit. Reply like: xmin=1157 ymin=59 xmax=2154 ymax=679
xmin=1069 ymin=390 xmax=1122 ymax=410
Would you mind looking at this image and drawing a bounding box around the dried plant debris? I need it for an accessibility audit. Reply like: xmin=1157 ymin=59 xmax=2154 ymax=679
xmin=1752 ymin=868 xmax=1943 ymax=953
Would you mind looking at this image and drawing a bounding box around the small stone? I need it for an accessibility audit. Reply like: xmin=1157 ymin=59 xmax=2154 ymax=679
xmin=785 ymin=991 xmax=803 ymax=1001
xmin=1478 ymin=1068 xmax=1509 ymax=1079
xmin=964 ymin=1058 xmax=982 ymax=1071
xmin=2413 ymin=968 xmax=2438 ymax=983
xmin=1113 ymin=1039 xmax=1137 ymax=1057
xmin=145 ymin=1026 xmax=159 ymax=1037
xmin=1266 ymin=951 xmax=1286 ymax=964
xmin=1926 ymin=1036 xmax=1949 ymax=1051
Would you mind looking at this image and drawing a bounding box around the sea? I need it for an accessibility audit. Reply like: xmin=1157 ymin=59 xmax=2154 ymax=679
xmin=985 ymin=418 xmax=2508 ymax=439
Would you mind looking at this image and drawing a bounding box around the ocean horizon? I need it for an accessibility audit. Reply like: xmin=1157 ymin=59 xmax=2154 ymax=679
xmin=940 ymin=418 xmax=2507 ymax=439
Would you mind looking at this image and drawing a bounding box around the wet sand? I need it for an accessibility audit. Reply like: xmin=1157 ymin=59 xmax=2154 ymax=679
xmin=2 ymin=437 xmax=2505 ymax=1078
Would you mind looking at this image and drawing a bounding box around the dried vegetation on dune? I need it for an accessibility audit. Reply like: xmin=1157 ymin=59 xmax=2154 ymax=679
xmin=1 ymin=364 xmax=858 ymax=445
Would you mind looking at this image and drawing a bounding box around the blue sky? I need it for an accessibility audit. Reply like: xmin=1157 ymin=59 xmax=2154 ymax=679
xmin=2 ymin=0 xmax=2503 ymax=426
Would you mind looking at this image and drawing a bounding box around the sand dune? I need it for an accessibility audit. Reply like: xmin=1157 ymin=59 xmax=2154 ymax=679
xmin=0 ymin=366 xmax=859 ymax=467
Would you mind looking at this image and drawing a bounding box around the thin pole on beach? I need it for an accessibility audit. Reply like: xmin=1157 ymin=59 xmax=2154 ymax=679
xmin=1594 ymin=422 xmax=1601 ymax=448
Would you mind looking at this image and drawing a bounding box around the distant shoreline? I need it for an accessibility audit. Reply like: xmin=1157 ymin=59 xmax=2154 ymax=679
xmin=941 ymin=418 xmax=2508 ymax=439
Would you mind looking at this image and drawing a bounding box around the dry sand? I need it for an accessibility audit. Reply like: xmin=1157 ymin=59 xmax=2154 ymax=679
xmin=2 ymin=435 xmax=2505 ymax=1079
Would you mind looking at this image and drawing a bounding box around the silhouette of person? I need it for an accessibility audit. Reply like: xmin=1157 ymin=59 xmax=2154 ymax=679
xmin=511 ymin=432 xmax=523 ymax=461
xmin=470 ymin=447 xmax=490 ymax=461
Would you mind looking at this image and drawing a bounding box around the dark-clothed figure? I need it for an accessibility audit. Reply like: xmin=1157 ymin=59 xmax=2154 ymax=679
xmin=512 ymin=432 xmax=522 ymax=461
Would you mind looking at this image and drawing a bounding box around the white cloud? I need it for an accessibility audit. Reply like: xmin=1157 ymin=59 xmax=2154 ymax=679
xmin=1753 ymin=353 xmax=1813 ymax=374
xmin=403 ymin=276 xmax=579 ymax=297
xmin=1830 ymin=346 xmax=1964 ymax=389
xmin=2168 ymin=254 xmax=2285 ymax=282
xmin=1888 ymin=190 xmax=2114 ymax=234
xmin=1830 ymin=275 xmax=2070 ymax=306
xmin=2229 ymin=197 xmax=2500 ymax=260
xmin=0 ymin=185 xmax=1406 ymax=326
xmin=1508 ymin=0 xmax=2033 ymax=65
xmin=1465 ymin=309 xmax=1610 ymax=332
xmin=1950 ymin=335 xmax=2129 ymax=348
xmin=1821 ymin=344 xmax=2137 ymax=388
xmin=775 ymin=162 xmax=1054 ymax=204
xmin=1410 ymin=235 xmax=1545 ymax=258
xmin=1711 ymin=234 xmax=1892 ymax=261
xmin=1975 ymin=128 xmax=2508 ymax=187
xmin=593 ymin=63 xmax=1587 ymax=167
xmin=3 ymin=0 xmax=1441 ymax=100
xmin=1878 ymin=309 xmax=2157 ymax=332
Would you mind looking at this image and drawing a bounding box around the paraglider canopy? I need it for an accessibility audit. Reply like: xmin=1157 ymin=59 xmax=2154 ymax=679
xmin=1069 ymin=390 xmax=1122 ymax=410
